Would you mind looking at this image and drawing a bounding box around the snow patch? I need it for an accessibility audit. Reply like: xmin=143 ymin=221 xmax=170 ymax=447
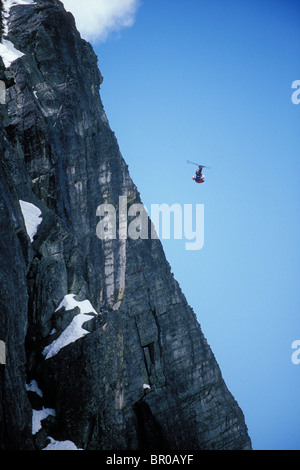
xmin=43 ymin=437 xmax=82 ymax=451
xmin=26 ymin=379 xmax=43 ymax=398
xmin=32 ymin=408 xmax=56 ymax=435
xmin=1 ymin=0 xmax=35 ymax=68
xmin=19 ymin=200 xmax=42 ymax=242
xmin=42 ymin=294 xmax=98 ymax=360
xmin=55 ymin=294 xmax=97 ymax=315
xmin=0 ymin=39 xmax=24 ymax=68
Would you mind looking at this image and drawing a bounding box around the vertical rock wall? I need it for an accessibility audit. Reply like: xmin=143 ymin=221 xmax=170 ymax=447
xmin=0 ymin=0 xmax=252 ymax=450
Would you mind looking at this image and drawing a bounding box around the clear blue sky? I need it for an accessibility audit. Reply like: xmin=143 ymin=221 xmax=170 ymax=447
xmin=91 ymin=0 xmax=300 ymax=450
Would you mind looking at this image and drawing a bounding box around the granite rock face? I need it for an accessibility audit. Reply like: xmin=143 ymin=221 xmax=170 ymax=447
xmin=0 ymin=0 xmax=252 ymax=450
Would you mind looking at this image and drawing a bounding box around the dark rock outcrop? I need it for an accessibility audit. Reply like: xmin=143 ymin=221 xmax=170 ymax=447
xmin=0 ymin=0 xmax=252 ymax=450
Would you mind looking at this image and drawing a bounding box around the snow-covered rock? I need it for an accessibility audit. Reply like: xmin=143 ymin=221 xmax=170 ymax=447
xmin=19 ymin=200 xmax=42 ymax=242
xmin=43 ymin=294 xmax=98 ymax=360
xmin=43 ymin=437 xmax=82 ymax=450
xmin=32 ymin=408 xmax=56 ymax=435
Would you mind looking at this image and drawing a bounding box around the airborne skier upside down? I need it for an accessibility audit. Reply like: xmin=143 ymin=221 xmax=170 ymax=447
xmin=187 ymin=160 xmax=210 ymax=184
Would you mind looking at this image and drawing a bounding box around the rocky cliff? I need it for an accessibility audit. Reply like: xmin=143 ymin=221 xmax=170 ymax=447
xmin=0 ymin=0 xmax=252 ymax=450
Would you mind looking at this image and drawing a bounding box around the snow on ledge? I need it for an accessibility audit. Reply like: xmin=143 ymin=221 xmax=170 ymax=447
xmin=43 ymin=437 xmax=83 ymax=451
xmin=0 ymin=39 xmax=24 ymax=68
xmin=19 ymin=200 xmax=42 ymax=242
xmin=26 ymin=379 xmax=43 ymax=398
xmin=32 ymin=408 xmax=56 ymax=435
xmin=43 ymin=294 xmax=98 ymax=360
xmin=1 ymin=0 xmax=35 ymax=67
xmin=55 ymin=294 xmax=97 ymax=315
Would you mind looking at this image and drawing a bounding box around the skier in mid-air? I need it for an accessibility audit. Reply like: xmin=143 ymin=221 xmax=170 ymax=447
xmin=187 ymin=161 xmax=209 ymax=184
xmin=192 ymin=166 xmax=205 ymax=184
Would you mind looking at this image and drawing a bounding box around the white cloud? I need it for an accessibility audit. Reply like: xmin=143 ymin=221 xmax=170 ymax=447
xmin=61 ymin=0 xmax=140 ymax=42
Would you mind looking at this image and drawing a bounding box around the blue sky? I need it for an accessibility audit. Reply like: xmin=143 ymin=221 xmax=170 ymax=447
xmin=63 ymin=0 xmax=300 ymax=450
